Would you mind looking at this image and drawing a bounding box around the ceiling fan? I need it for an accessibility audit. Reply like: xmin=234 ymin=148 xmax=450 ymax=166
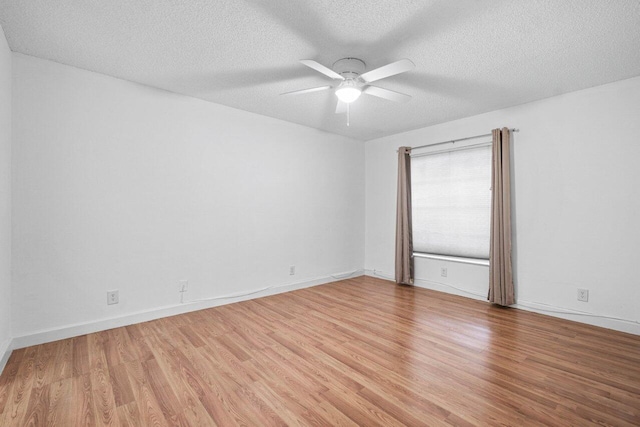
xmin=281 ymin=57 xmax=415 ymax=125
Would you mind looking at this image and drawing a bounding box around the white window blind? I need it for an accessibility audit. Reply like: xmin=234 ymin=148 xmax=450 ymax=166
xmin=411 ymin=145 xmax=491 ymax=260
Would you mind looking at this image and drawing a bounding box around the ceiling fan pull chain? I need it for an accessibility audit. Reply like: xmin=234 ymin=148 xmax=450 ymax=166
xmin=347 ymin=103 xmax=350 ymax=127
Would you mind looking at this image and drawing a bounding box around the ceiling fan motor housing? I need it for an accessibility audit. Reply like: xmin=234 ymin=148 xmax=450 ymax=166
xmin=332 ymin=58 xmax=366 ymax=80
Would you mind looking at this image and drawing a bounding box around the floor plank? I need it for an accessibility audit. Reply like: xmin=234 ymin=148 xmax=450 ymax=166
xmin=1 ymin=276 xmax=639 ymax=426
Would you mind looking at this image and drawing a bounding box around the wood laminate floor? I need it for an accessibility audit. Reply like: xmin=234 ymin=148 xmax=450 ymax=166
xmin=1 ymin=276 xmax=639 ymax=426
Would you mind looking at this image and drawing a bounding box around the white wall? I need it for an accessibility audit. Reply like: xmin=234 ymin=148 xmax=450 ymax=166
xmin=11 ymin=54 xmax=365 ymax=344
xmin=0 ymin=25 xmax=12 ymax=367
xmin=365 ymin=76 xmax=640 ymax=334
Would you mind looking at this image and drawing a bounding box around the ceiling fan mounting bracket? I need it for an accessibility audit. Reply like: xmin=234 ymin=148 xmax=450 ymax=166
xmin=332 ymin=58 xmax=366 ymax=78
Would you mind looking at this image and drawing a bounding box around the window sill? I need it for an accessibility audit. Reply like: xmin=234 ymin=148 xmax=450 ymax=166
xmin=413 ymin=252 xmax=490 ymax=266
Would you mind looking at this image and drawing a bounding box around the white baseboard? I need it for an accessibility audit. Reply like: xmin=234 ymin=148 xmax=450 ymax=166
xmin=364 ymin=268 xmax=488 ymax=300
xmin=364 ymin=269 xmax=640 ymax=336
xmin=512 ymin=300 xmax=640 ymax=336
xmin=13 ymin=269 xmax=364 ymax=350
xmin=0 ymin=337 xmax=13 ymax=375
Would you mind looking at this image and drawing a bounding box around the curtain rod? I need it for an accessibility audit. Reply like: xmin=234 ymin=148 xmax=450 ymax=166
xmin=397 ymin=128 xmax=519 ymax=152
xmin=410 ymin=140 xmax=492 ymax=158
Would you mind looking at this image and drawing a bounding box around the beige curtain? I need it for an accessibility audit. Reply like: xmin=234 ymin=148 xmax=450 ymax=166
xmin=395 ymin=147 xmax=414 ymax=285
xmin=488 ymin=128 xmax=515 ymax=305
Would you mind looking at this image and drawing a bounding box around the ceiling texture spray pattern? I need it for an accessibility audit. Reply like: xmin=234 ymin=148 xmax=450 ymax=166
xmin=1 ymin=0 xmax=640 ymax=140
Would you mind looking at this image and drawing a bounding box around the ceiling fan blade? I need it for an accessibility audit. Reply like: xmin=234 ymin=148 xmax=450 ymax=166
xmin=300 ymin=60 xmax=345 ymax=80
xmin=360 ymin=59 xmax=415 ymax=83
xmin=363 ymin=86 xmax=412 ymax=103
xmin=335 ymin=100 xmax=347 ymax=114
xmin=281 ymin=85 xmax=331 ymax=96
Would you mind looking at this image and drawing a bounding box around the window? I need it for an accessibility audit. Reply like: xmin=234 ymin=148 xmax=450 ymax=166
xmin=411 ymin=144 xmax=491 ymax=261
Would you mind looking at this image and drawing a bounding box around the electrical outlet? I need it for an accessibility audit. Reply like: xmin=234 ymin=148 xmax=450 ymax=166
xmin=289 ymin=265 xmax=296 ymax=275
xmin=179 ymin=280 xmax=188 ymax=292
xmin=107 ymin=290 xmax=119 ymax=305
xmin=577 ymin=288 xmax=589 ymax=302
xmin=441 ymin=267 xmax=447 ymax=277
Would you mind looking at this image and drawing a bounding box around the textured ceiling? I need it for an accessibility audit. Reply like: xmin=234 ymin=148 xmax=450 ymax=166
xmin=1 ymin=0 xmax=640 ymax=140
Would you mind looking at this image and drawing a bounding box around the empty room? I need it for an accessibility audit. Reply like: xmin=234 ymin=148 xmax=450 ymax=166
xmin=1 ymin=1 xmax=640 ymax=426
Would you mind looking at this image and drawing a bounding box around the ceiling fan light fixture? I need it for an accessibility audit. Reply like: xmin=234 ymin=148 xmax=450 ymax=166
xmin=335 ymin=80 xmax=362 ymax=103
